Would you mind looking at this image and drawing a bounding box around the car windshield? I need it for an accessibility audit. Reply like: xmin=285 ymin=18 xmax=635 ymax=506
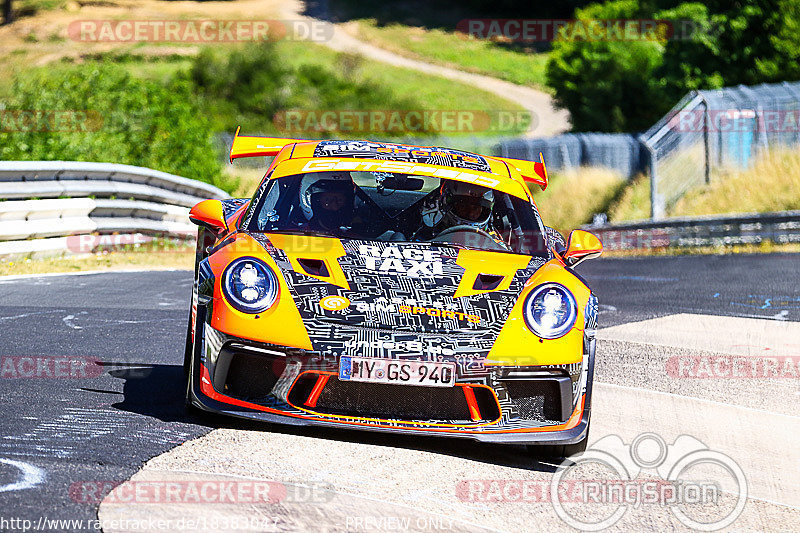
xmin=245 ymin=171 xmax=548 ymax=256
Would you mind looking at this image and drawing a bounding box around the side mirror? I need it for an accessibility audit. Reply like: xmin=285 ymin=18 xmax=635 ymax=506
xmin=189 ymin=200 xmax=227 ymax=233
xmin=563 ymin=230 xmax=603 ymax=267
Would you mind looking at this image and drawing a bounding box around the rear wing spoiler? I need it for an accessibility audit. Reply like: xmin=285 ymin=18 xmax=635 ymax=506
xmin=228 ymin=129 xmax=549 ymax=190
xmin=494 ymin=153 xmax=548 ymax=191
xmin=228 ymin=127 xmax=307 ymax=162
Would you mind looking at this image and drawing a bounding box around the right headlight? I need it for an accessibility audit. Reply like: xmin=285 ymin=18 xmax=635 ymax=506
xmin=523 ymin=283 xmax=577 ymax=339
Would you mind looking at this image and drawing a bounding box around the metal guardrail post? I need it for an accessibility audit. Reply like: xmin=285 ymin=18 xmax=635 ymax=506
xmin=584 ymin=210 xmax=800 ymax=251
xmin=639 ymin=138 xmax=664 ymax=220
xmin=701 ymin=96 xmax=711 ymax=184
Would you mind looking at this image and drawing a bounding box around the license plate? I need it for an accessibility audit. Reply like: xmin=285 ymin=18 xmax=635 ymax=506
xmin=338 ymin=356 xmax=456 ymax=387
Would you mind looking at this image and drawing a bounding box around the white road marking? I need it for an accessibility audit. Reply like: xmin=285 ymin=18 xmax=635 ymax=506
xmin=592 ymin=382 xmax=800 ymax=508
xmin=62 ymin=313 xmax=85 ymax=330
xmin=0 ymin=310 xmax=64 ymax=322
xmin=0 ymin=458 xmax=45 ymax=492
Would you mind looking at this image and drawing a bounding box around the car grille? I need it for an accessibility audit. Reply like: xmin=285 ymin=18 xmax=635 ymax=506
xmin=289 ymin=373 xmax=500 ymax=423
xmin=504 ymin=380 xmax=563 ymax=422
xmin=222 ymin=349 xmax=285 ymax=403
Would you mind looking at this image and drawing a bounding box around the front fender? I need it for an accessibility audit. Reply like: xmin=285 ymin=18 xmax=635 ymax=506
xmin=485 ymin=259 xmax=591 ymax=366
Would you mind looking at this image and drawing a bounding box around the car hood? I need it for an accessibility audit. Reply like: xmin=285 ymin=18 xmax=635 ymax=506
xmin=252 ymin=233 xmax=547 ymax=336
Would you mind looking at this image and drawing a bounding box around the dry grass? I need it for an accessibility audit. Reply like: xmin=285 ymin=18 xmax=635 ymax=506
xmin=607 ymin=173 xmax=651 ymax=222
xmin=225 ymin=164 xmax=267 ymax=198
xmin=531 ymin=167 xmax=627 ymax=233
xmin=671 ymin=148 xmax=800 ymax=216
xmin=0 ymin=249 xmax=194 ymax=276
xmin=602 ymin=148 xmax=800 ymax=223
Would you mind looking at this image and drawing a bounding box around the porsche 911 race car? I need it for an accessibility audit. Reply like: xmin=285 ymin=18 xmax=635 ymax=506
xmin=184 ymin=129 xmax=603 ymax=457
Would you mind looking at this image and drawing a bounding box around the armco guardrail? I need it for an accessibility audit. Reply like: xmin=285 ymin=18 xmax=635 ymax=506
xmin=584 ymin=211 xmax=800 ymax=251
xmin=0 ymin=161 xmax=229 ymax=259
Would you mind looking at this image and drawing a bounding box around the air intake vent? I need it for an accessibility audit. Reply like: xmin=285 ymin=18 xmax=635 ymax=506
xmin=297 ymin=258 xmax=329 ymax=277
xmin=473 ymin=273 xmax=504 ymax=291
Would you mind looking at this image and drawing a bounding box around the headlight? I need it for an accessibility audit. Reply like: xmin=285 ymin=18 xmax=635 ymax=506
xmin=523 ymin=283 xmax=577 ymax=339
xmin=222 ymin=257 xmax=279 ymax=313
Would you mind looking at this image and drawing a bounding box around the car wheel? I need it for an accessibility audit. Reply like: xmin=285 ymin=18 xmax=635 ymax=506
xmin=183 ymin=307 xmax=193 ymax=379
xmin=184 ymin=306 xmax=205 ymax=414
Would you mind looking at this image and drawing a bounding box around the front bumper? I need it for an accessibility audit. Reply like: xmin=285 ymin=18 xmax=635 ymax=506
xmin=188 ymin=325 xmax=595 ymax=446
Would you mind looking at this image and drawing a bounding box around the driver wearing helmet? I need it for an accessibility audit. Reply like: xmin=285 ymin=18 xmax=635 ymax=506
xmin=298 ymin=173 xmax=359 ymax=233
xmin=440 ymin=180 xmax=494 ymax=229
xmin=414 ymin=180 xmax=505 ymax=247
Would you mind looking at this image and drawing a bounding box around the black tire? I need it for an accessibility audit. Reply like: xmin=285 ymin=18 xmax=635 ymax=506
xmin=184 ymin=306 xmax=205 ymax=414
xmin=183 ymin=307 xmax=194 ymax=379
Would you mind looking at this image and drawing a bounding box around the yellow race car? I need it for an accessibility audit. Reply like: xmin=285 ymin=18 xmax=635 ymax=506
xmin=184 ymin=130 xmax=602 ymax=457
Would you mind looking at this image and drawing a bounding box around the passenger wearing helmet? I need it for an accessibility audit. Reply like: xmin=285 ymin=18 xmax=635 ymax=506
xmin=298 ymin=173 xmax=359 ymax=233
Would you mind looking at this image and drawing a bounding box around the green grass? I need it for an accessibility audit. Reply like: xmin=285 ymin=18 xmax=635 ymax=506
xmin=13 ymin=0 xmax=66 ymax=18
xmin=274 ymin=40 xmax=527 ymax=127
xmin=349 ymin=20 xmax=551 ymax=91
xmin=0 ymin=249 xmax=194 ymax=276
xmin=31 ymin=41 xmax=527 ymax=139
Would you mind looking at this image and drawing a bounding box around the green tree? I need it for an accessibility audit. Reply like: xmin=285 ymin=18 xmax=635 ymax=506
xmin=656 ymin=2 xmax=725 ymax=103
xmin=546 ymin=0 xmax=667 ymax=132
xmin=187 ymin=42 xmax=425 ymax=136
xmin=0 ymin=63 xmax=231 ymax=191
xmin=547 ymin=0 xmax=800 ymax=132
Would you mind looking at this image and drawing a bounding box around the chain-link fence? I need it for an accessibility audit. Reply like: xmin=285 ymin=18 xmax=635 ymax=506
xmin=642 ymin=81 xmax=800 ymax=219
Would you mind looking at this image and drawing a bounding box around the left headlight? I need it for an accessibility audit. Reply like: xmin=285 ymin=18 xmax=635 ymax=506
xmin=222 ymin=257 xmax=279 ymax=313
xmin=523 ymin=283 xmax=577 ymax=339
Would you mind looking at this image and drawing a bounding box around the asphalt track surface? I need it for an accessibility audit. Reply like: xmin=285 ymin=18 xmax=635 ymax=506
xmin=0 ymin=253 xmax=798 ymax=531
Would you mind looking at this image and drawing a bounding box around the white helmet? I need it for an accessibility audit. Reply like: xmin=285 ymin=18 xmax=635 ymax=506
xmin=299 ymin=173 xmax=355 ymax=229
xmin=440 ymin=180 xmax=494 ymax=229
